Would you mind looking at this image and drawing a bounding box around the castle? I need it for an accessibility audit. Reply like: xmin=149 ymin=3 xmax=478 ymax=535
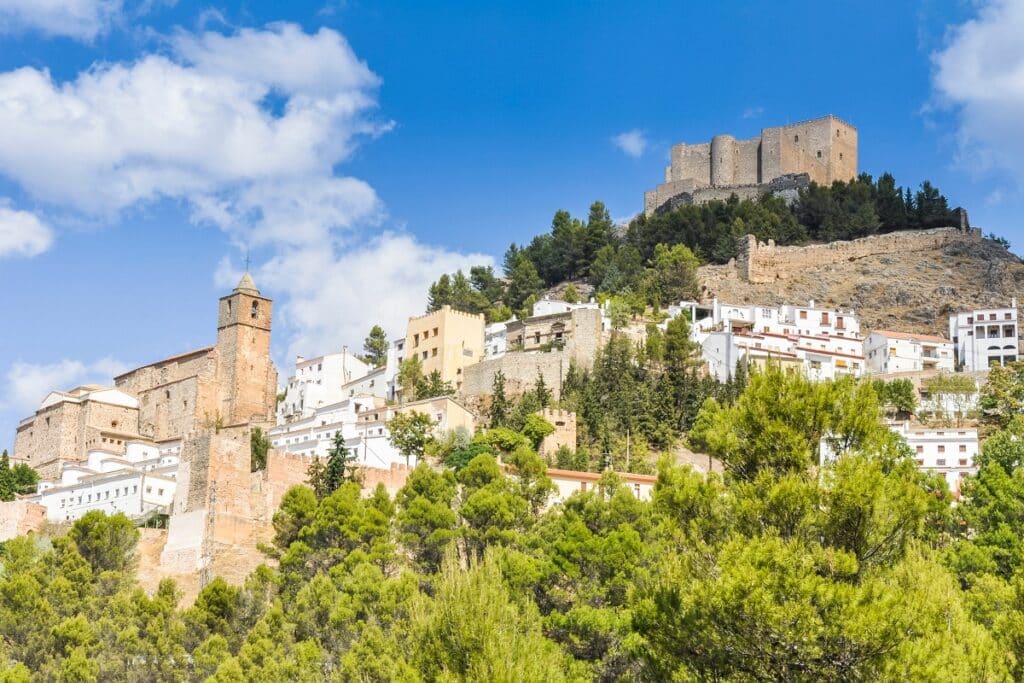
xmin=644 ymin=115 xmax=858 ymax=215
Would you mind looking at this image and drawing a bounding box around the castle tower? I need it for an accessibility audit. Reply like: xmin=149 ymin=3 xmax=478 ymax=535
xmin=215 ymin=273 xmax=278 ymax=426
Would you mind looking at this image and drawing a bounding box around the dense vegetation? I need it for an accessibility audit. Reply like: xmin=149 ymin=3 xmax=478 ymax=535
xmin=0 ymin=450 xmax=38 ymax=502
xmin=8 ymin=364 xmax=1024 ymax=680
xmin=423 ymin=173 xmax=960 ymax=321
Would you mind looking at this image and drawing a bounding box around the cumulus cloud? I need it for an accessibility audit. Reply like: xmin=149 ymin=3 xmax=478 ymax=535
xmin=0 ymin=0 xmax=122 ymax=40
xmin=3 ymin=357 xmax=128 ymax=417
xmin=611 ymin=129 xmax=648 ymax=158
xmin=0 ymin=22 xmax=489 ymax=368
xmin=0 ymin=204 xmax=53 ymax=257
xmin=0 ymin=22 xmax=388 ymax=237
xmin=256 ymin=233 xmax=494 ymax=360
xmin=932 ymin=0 xmax=1024 ymax=185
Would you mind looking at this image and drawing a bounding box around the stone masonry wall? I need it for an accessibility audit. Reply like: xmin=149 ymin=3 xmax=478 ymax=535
xmin=462 ymin=349 xmax=574 ymax=402
xmin=0 ymin=500 xmax=46 ymax=541
xmin=536 ymin=409 xmax=577 ymax=457
xmin=735 ymin=227 xmax=981 ymax=284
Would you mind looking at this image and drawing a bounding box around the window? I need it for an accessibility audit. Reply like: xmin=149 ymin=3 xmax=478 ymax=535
xmin=414 ymin=333 xmax=420 ymax=347
xmin=915 ymin=445 xmax=923 ymax=453
xmin=799 ymin=310 xmax=807 ymax=320
xmin=580 ymin=481 xmax=587 ymax=492
xmin=433 ymin=327 xmax=439 ymax=337
xmin=165 ymin=390 xmax=171 ymax=399
xmin=158 ymin=488 xmax=164 ymax=496
xmin=432 ymin=348 xmax=438 ymax=357
xmin=816 ymin=150 xmax=822 ymax=158
xmin=535 ymin=332 xmax=541 ymax=344
xmin=936 ymin=459 xmax=946 ymax=466
xmin=146 ymin=486 xmax=152 ymax=493
xmin=959 ymin=445 xmax=967 ymax=453
xmin=1007 ymin=312 xmax=1013 ymax=320
xmin=836 ymin=129 xmax=841 ymax=138
xmin=1005 ymin=325 xmax=1015 ymax=337
xmin=916 ymin=459 xmax=924 ymax=466
xmin=938 ymin=445 xmax=945 ymax=453
xmin=133 ymin=485 xmax=138 ymax=493
xmin=251 ymin=301 xmax=259 ymax=319
xmin=959 ymin=459 xmax=969 ymax=467
xmin=793 ymin=134 xmax=799 ymax=142
xmin=423 ymin=330 xmax=429 ymax=339
xmin=421 ymin=351 xmax=428 ymax=360
xmin=634 ymin=483 xmax=641 ymax=496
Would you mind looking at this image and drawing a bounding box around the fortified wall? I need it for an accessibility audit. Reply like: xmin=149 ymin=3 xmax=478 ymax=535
xmin=733 ymin=226 xmax=982 ymax=284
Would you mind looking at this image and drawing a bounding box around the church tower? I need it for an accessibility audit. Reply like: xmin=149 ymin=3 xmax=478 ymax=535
xmin=215 ymin=273 xmax=278 ymax=426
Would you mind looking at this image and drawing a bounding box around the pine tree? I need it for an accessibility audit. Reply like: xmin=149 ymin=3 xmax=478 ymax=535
xmin=0 ymin=450 xmax=14 ymax=501
xmin=362 ymin=325 xmax=389 ymax=367
xmin=489 ymin=370 xmax=510 ymax=428
xmin=534 ymin=371 xmax=552 ymax=408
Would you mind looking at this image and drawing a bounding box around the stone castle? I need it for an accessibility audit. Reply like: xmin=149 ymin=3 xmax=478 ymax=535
xmin=644 ymin=115 xmax=858 ymax=215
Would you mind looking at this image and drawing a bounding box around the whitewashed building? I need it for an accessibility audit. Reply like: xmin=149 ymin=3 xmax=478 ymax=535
xmin=485 ymin=321 xmax=509 ymax=359
xmin=277 ymin=349 xmax=372 ymax=423
xmin=688 ymin=299 xmax=865 ymax=382
xmin=949 ymin=300 xmax=1019 ymax=372
xmin=546 ymin=468 xmax=657 ymax=504
xmin=863 ymin=330 xmax=955 ymax=374
xmin=894 ymin=422 xmax=979 ymax=496
xmin=31 ymin=440 xmax=180 ymax=522
xmin=270 ymin=396 xmax=390 ymax=466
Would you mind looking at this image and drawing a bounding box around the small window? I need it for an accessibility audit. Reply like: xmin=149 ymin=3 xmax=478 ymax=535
xmin=165 ymin=390 xmax=171 ymax=399
xmin=915 ymin=445 xmax=923 ymax=453
xmin=816 ymin=150 xmax=822 ymax=158
xmin=432 ymin=348 xmax=438 ymax=357
xmin=959 ymin=459 xmax=968 ymax=466
xmin=937 ymin=459 xmax=946 ymax=466
xmin=433 ymin=327 xmax=439 ymax=337
xmin=794 ymin=134 xmax=799 ymax=142
xmin=938 ymin=445 xmax=945 ymax=453
xmin=251 ymin=301 xmax=259 ymax=319
xmin=959 ymin=445 xmax=967 ymax=453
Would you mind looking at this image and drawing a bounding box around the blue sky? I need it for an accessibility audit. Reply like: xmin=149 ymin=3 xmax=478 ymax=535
xmin=1 ymin=0 xmax=1023 ymax=451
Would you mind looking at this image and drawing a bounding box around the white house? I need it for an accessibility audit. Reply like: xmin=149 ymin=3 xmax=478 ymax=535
xmin=671 ymin=298 xmax=865 ymax=382
xmin=546 ymin=468 xmax=657 ymax=504
xmin=277 ymin=349 xmax=372 ymax=423
xmin=863 ymin=330 xmax=955 ymax=374
xmin=485 ymin=321 xmax=509 ymax=359
xmin=893 ymin=422 xmax=979 ymax=496
xmin=949 ymin=300 xmax=1019 ymax=372
xmin=270 ymin=396 xmax=389 ymax=466
xmin=31 ymin=440 xmax=179 ymax=522
xmin=701 ymin=329 xmax=864 ymax=382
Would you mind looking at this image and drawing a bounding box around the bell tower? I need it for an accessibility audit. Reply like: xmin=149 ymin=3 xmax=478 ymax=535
xmin=215 ymin=273 xmax=278 ymax=426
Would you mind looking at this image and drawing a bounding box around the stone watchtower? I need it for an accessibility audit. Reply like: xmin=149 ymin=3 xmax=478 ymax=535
xmin=215 ymin=273 xmax=278 ymax=426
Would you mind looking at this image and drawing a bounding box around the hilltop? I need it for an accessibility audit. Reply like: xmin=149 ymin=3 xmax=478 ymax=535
xmin=699 ymin=230 xmax=1024 ymax=336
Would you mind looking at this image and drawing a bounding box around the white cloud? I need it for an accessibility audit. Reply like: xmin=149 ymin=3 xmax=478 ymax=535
xmin=0 ymin=203 xmax=53 ymax=257
xmin=0 ymin=0 xmax=123 ymax=40
xmin=3 ymin=357 xmax=128 ymax=418
xmin=257 ymin=233 xmax=493 ymax=360
xmin=0 ymin=22 xmax=388 ymax=241
xmin=611 ymin=129 xmax=648 ymax=158
xmin=0 ymin=22 xmax=489 ymax=376
xmin=742 ymin=105 xmax=764 ymax=120
xmin=932 ymin=0 xmax=1024 ymax=185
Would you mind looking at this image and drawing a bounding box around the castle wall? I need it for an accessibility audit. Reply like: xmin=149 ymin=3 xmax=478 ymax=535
xmin=462 ymin=349 xmax=573 ymax=402
xmin=670 ymin=142 xmax=711 ymax=184
xmin=0 ymin=500 xmax=46 ymax=541
xmin=647 ymin=115 xmax=857 ymax=216
xmin=735 ymin=227 xmax=981 ymax=284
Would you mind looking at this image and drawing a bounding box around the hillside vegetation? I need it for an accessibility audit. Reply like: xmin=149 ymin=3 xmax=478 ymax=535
xmin=425 ymin=172 xmax=968 ymax=322
xmin=7 ymin=367 xmax=1024 ymax=680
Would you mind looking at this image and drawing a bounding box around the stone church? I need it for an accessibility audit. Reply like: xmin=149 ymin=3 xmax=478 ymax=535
xmin=14 ymin=274 xmax=279 ymax=476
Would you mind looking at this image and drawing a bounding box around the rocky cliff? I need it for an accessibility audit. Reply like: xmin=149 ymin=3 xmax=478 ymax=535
xmin=698 ymin=232 xmax=1024 ymax=337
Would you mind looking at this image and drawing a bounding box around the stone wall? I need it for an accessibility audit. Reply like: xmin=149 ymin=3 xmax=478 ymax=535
xmin=360 ymin=463 xmax=413 ymax=499
xmin=462 ymin=349 xmax=574 ymax=402
xmin=0 ymin=500 xmax=46 ymax=541
xmin=536 ymin=409 xmax=576 ymax=457
xmin=735 ymin=227 xmax=982 ymax=284
xmin=15 ymin=397 xmax=140 ymax=479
